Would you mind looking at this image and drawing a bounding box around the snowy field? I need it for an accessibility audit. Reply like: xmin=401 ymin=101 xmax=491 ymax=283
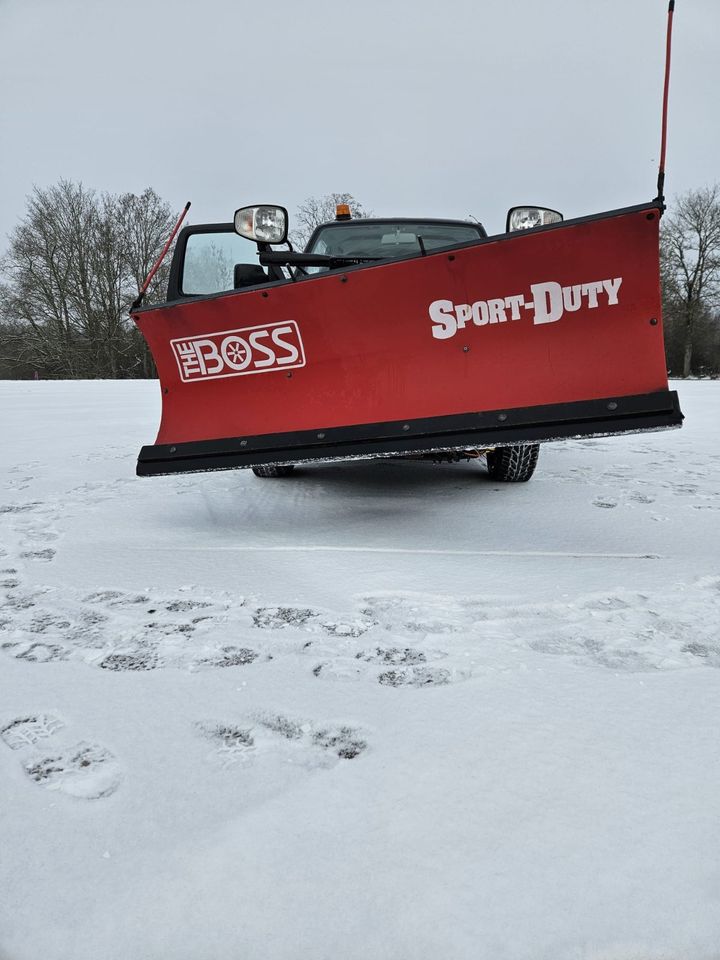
xmin=1 ymin=379 xmax=719 ymax=960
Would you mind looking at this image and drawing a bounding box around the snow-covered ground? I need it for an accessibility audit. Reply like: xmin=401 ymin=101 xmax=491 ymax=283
xmin=1 ymin=379 xmax=719 ymax=960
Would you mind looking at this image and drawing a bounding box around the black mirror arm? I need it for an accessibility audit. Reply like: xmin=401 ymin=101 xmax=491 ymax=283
xmin=256 ymin=241 xmax=286 ymax=282
xmin=259 ymin=251 xmax=382 ymax=268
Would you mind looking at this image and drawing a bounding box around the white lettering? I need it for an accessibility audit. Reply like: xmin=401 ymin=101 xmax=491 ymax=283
xmin=194 ymin=339 xmax=223 ymax=375
xmin=488 ymin=298 xmax=507 ymax=324
xmin=562 ymin=284 xmax=582 ymax=312
xmin=171 ymin=321 xmax=305 ymax=382
xmin=455 ymin=303 xmax=472 ymax=329
xmin=427 ymin=276 xmax=623 ymax=339
xmin=429 ymin=299 xmax=456 ymax=340
xmin=271 ymin=325 xmax=300 ymax=365
xmin=471 ymin=300 xmax=489 ymax=326
xmin=531 ymin=281 xmax=564 ymax=325
xmin=248 ymin=330 xmax=276 ymax=367
xmin=581 ymin=280 xmax=604 ymax=308
xmin=504 ymin=294 xmax=524 ymax=320
xmin=175 ymin=341 xmax=203 ymax=379
xmin=602 ymin=277 xmax=623 ymax=305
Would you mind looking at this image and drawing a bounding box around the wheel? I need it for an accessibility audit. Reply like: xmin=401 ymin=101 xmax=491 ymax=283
xmin=486 ymin=443 xmax=539 ymax=482
xmin=251 ymin=464 xmax=295 ymax=478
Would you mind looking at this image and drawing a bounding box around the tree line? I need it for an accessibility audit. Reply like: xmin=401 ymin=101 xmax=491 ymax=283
xmin=0 ymin=181 xmax=176 ymax=379
xmin=660 ymin=185 xmax=720 ymax=377
xmin=0 ymin=181 xmax=718 ymax=379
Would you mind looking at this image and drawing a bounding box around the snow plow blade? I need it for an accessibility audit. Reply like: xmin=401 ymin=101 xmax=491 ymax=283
xmin=133 ymin=202 xmax=682 ymax=477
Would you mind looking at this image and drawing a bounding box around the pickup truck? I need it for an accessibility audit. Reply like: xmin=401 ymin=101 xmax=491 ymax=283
xmin=130 ymin=200 xmax=682 ymax=481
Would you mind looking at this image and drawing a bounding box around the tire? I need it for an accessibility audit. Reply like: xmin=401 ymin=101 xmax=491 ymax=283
xmin=486 ymin=443 xmax=540 ymax=482
xmin=251 ymin=464 xmax=296 ymax=478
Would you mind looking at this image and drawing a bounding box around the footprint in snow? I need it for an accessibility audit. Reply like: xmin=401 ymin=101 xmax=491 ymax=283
xmin=251 ymin=605 xmax=375 ymax=638
xmin=252 ymin=606 xmax=318 ymax=629
xmin=671 ymin=483 xmax=700 ymax=496
xmin=359 ymin=595 xmax=465 ymax=635
xmin=198 ymin=711 xmax=367 ymax=770
xmin=318 ymin=617 xmax=375 ymax=637
xmin=1 ymin=590 xmax=41 ymax=611
xmin=377 ymin=666 xmax=453 ymax=687
xmin=0 ymin=585 xmax=238 ymax=673
xmin=22 ymin=529 xmax=60 ymax=543
xmin=4 ymin=476 xmax=33 ymax=492
xmin=0 ymin=502 xmax=42 ymax=515
xmin=0 ymin=498 xmax=62 ymax=563
xmin=311 ymin=725 xmax=367 ymax=759
xmin=0 ymin=713 xmax=121 ymax=799
xmin=20 ymin=548 xmax=56 ymax=562
xmin=581 ymin=595 xmax=633 ymax=612
xmin=592 ymin=498 xmax=618 ymax=509
xmin=84 ymin=590 xmax=149 ymax=606
xmin=195 ymin=646 xmax=259 ymax=669
xmin=28 ymin=612 xmax=72 ymax=634
xmin=1 ymin=713 xmax=65 ymax=750
xmin=681 ymin=642 xmax=720 ymax=665
xmin=313 ymin=645 xmax=457 ymax=687
xmin=356 ymin=646 xmax=428 ymax=666
xmin=628 ymin=492 xmax=655 ymax=504
xmin=199 ymin=722 xmax=255 ymax=768
xmin=24 ymin=742 xmax=122 ymax=800
xmin=5 ymin=641 xmax=69 ymax=663
xmin=165 ymin=599 xmax=212 ymax=613
xmin=99 ymin=650 xmax=160 ymax=672
xmin=0 ymin=568 xmax=20 ymax=589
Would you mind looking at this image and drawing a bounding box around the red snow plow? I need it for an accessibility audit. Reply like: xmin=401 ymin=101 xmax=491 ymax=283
xmin=131 ymin=2 xmax=682 ymax=483
xmin=131 ymin=199 xmax=682 ymax=480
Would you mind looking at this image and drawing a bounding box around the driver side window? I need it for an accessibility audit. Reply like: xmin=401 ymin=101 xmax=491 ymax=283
xmin=182 ymin=232 xmax=263 ymax=295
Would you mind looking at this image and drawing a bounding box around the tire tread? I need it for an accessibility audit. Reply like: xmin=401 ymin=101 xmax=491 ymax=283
xmin=252 ymin=464 xmax=295 ymax=478
xmin=486 ymin=444 xmax=539 ymax=482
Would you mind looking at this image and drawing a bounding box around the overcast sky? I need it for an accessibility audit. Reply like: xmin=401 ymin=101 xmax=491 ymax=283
xmin=1 ymin=0 xmax=718 ymax=249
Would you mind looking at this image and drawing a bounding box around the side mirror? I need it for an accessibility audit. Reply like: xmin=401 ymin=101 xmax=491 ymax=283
xmin=234 ymin=205 xmax=289 ymax=244
xmin=506 ymin=206 xmax=563 ymax=232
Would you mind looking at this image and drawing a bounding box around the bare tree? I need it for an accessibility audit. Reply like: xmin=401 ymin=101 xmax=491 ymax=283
xmin=661 ymin=185 xmax=720 ymax=377
xmin=290 ymin=193 xmax=370 ymax=249
xmin=0 ymin=180 xmax=177 ymax=379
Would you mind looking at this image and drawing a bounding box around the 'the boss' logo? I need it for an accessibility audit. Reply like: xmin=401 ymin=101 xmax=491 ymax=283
xmin=171 ymin=321 xmax=305 ymax=383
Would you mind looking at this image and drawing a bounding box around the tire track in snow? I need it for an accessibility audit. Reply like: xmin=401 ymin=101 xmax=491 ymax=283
xmin=151 ymin=545 xmax=663 ymax=559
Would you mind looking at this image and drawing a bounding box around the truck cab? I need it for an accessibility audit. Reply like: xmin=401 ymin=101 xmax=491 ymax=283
xmin=166 ymin=210 xmax=489 ymax=301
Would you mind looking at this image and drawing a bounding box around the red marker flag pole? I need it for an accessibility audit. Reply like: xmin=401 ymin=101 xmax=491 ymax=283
xmin=131 ymin=201 xmax=191 ymax=311
xmin=655 ymin=0 xmax=675 ymax=208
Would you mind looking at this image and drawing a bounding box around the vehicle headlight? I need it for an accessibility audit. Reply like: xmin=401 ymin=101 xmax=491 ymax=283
xmin=506 ymin=206 xmax=563 ymax=232
xmin=234 ymin=205 xmax=289 ymax=244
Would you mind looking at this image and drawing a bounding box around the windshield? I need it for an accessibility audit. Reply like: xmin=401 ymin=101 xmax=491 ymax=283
xmin=306 ymin=221 xmax=484 ymax=261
